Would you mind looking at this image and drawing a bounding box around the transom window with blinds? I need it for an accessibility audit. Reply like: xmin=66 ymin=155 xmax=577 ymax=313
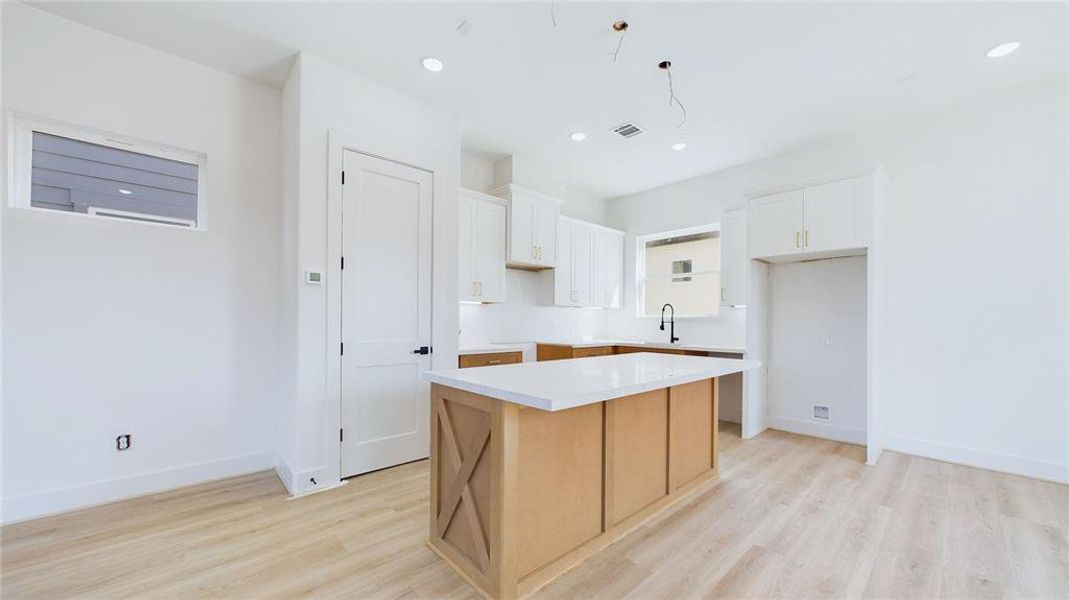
xmin=10 ymin=117 xmax=206 ymax=229
xmin=636 ymin=225 xmax=721 ymax=318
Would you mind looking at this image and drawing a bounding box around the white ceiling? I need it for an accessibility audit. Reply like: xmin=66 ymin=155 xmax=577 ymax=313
xmin=30 ymin=1 xmax=1068 ymax=199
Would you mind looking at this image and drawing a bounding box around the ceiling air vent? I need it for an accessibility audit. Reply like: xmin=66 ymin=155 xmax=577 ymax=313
xmin=612 ymin=122 xmax=644 ymax=139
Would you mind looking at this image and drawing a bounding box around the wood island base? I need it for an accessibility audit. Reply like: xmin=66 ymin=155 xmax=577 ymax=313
xmin=428 ymin=378 xmax=719 ymax=599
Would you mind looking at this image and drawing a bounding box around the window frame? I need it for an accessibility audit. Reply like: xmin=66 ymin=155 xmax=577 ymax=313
xmin=7 ymin=113 xmax=208 ymax=231
xmin=635 ymin=222 xmax=722 ymax=320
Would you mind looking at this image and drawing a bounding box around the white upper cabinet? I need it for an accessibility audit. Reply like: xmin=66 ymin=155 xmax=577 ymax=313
xmin=555 ymin=217 xmax=625 ymax=308
xmin=748 ymin=190 xmax=804 ymax=258
xmin=458 ymin=189 xmax=507 ymax=303
xmin=803 ymin=177 xmax=868 ymax=253
xmin=720 ymin=209 xmax=748 ymax=307
xmin=748 ymin=174 xmax=871 ymax=260
xmin=492 ymin=184 xmax=562 ymax=269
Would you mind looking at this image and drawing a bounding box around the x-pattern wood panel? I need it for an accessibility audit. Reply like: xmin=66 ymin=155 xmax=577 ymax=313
xmin=436 ymin=400 xmax=492 ymax=571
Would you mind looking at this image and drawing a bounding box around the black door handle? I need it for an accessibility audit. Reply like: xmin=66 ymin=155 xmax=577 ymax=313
xmin=413 ymin=346 xmax=431 ymax=355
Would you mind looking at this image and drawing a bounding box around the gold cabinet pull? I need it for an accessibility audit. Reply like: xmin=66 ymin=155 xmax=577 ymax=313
xmin=805 ymin=230 xmax=810 ymax=247
xmin=795 ymin=231 xmax=801 ymax=248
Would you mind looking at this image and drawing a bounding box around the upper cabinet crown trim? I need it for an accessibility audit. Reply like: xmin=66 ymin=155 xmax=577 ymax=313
xmin=745 ymin=165 xmax=887 ymax=201
xmin=559 ymin=215 xmax=626 ymax=236
xmin=490 ymin=183 xmax=565 ymax=205
xmin=461 ymin=187 xmax=508 ymax=206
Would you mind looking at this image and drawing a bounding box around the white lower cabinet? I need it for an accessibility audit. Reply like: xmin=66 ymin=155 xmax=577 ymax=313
xmin=555 ymin=217 xmax=624 ymax=308
xmin=459 ymin=189 xmax=506 ymax=303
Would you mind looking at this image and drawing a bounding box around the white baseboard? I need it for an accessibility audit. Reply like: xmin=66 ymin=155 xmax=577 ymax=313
xmin=885 ymin=435 xmax=1069 ymax=484
xmin=766 ymin=415 xmax=866 ymax=445
xmin=274 ymin=457 xmax=296 ymax=495
xmin=1 ymin=451 xmax=276 ymax=525
xmin=291 ymin=466 xmax=340 ymax=496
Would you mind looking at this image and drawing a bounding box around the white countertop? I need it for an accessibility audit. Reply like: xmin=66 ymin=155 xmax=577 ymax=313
xmin=425 ymin=352 xmax=761 ymax=412
xmin=537 ymin=339 xmax=747 ymax=355
xmin=458 ymin=344 xmax=527 ymax=356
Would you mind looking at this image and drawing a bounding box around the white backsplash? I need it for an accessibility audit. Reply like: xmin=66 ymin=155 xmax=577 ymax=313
xmin=459 ymin=268 xmax=747 ymax=348
xmin=459 ymin=269 xmax=605 ymax=345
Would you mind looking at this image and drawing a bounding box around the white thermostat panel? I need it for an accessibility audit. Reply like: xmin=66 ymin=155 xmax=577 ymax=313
xmin=304 ymin=270 xmax=324 ymax=286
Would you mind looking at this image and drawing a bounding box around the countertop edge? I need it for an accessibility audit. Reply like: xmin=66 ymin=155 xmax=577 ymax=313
xmin=425 ymin=360 xmax=762 ymax=412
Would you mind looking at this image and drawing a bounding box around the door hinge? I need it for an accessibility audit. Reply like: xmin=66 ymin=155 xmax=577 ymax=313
xmin=341 ymin=170 xmax=346 ymax=185
xmin=340 ymin=342 xmax=344 ymax=356
xmin=340 ymin=428 xmax=344 ymax=442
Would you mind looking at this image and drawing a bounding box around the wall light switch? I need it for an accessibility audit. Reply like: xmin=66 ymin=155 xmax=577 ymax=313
xmin=304 ymin=270 xmax=324 ymax=286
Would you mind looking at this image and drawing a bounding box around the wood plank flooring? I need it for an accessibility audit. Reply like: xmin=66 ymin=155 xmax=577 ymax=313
xmin=2 ymin=424 xmax=1066 ymax=599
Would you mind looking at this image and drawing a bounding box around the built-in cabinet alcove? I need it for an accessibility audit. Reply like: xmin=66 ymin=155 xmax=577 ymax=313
xmin=743 ymin=166 xmax=887 ymax=464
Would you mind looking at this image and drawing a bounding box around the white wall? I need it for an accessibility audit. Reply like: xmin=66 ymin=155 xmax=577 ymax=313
xmin=461 ymin=152 xmax=496 ymax=192
xmin=608 ymin=79 xmax=1068 ymax=482
xmin=1 ymin=4 xmax=282 ymax=522
xmin=278 ymin=52 xmax=460 ymax=494
xmin=463 ymin=152 xmax=608 ymax=224
xmin=768 ymin=256 xmax=867 ymax=444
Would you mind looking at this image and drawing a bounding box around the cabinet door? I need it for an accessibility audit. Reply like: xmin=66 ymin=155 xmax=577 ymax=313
xmin=803 ymin=177 xmax=867 ymax=252
xmin=534 ymin=199 xmax=560 ymax=267
xmin=604 ymin=233 xmax=624 ymax=308
xmin=720 ymin=210 xmax=748 ymax=306
xmin=571 ymin=223 xmax=594 ymax=305
xmin=748 ymin=190 xmax=803 ymax=258
xmin=457 ymin=197 xmax=477 ymax=301
xmin=475 ymin=201 xmax=507 ymax=303
xmin=591 ymin=230 xmax=608 ymax=307
xmin=554 ymin=221 xmax=574 ymax=306
xmin=508 ymin=192 xmax=535 ymax=264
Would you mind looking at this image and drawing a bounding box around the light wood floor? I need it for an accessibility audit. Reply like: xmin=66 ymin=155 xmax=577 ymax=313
xmin=2 ymin=424 xmax=1066 ymax=599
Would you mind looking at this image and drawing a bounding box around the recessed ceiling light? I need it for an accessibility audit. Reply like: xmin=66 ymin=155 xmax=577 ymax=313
xmin=421 ymin=56 xmax=444 ymax=72
xmin=118 ymin=188 xmax=133 ymax=195
xmin=570 ymin=131 xmax=587 ymax=142
xmin=986 ymin=42 xmax=1021 ymax=58
xmin=671 ymin=142 xmax=688 ymax=151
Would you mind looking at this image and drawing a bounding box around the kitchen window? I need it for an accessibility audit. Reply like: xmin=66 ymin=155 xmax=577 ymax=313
xmin=9 ymin=116 xmax=206 ymax=229
xmin=636 ymin=224 xmax=720 ymax=317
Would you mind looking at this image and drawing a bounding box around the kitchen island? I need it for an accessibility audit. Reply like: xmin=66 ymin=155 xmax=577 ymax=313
xmin=423 ymin=352 xmax=761 ymax=599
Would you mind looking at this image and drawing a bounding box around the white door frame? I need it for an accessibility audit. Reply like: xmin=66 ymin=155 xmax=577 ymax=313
xmin=325 ymin=131 xmax=436 ymax=485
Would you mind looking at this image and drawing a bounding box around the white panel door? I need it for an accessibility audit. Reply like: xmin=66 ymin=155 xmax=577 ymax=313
xmin=721 ymin=210 xmax=748 ymax=306
xmin=604 ymin=232 xmax=624 ymax=308
xmin=341 ymin=150 xmax=432 ymax=478
xmin=458 ymin=196 xmax=476 ymax=301
xmin=534 ymin=199 xmax=559 ymax=267
xmin=508 ymin=192 xmax=534 ymax=264
xmin=803 ymin=177 xmax=866 ymax=252
xmin=475 ymin=200 xmax=506 ymax=302
xmin=591 ymin=230 xmax=608 ymax=307
xmin=571 ymin=223 xmax=594 ymax=305
xmin=554 ymin=220 xmax=574 ymax=306
xmin=749 ymin=190 xmax=803 ymax=258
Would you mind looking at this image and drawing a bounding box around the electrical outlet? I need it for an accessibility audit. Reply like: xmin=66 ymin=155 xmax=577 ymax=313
xmin=116 ymin=434 xmax=132 ymax=451
xmin=813 ymin=405 xmax=830 ymax=420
